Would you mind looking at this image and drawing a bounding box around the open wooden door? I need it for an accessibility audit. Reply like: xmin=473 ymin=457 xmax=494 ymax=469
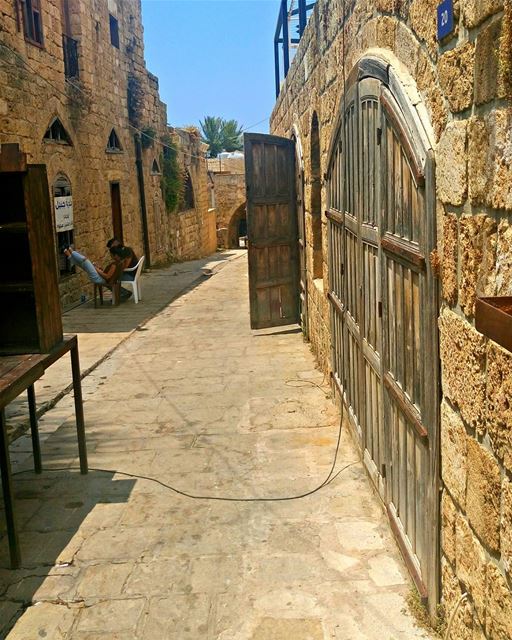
xmin=244 ymin=133 xmax=299 ymax=329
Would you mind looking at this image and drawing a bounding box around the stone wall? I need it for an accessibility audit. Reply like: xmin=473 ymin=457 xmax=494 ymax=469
xmin=168 ymin=128 xmax=217 ymax=261
xmin=207 ymin=155 xmax=245 ymax=174
xmin=270 ymin=0 xmax=512 ymax=633
xmin=209 ymin=166 xmax=246 ymax=249
xmin=0 ymin=0 xmax=214 ymax=307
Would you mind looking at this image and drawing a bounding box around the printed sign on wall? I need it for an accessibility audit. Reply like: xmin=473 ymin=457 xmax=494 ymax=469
xmin=437 ymin=0 xmax=454 ymax=40
xmin=54 ymin=196 xmax=74 ymax=232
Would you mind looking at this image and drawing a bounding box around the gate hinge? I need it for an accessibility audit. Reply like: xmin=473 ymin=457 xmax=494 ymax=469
xmin=378 ymin=301 xmax=382 ymax=318
xmin=381 ymin=463 xmax=387 ymax=478
xmin=377 ymin=128 xmax=383 ymax=146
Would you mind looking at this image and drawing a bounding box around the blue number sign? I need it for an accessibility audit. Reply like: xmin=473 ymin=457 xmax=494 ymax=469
xmin=437 ymin=0 xmax=454 ymax=40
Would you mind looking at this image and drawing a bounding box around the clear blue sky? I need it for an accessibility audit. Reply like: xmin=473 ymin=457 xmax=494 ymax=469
xmin=141 ymin=0 xmax=280 ymax=134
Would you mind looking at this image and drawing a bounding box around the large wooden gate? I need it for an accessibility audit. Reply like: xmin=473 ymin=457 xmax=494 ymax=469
xmin=327 ymin=59 xmax=439 ymax=609
xmin=244 ymin=133 xmax=299 ymax=330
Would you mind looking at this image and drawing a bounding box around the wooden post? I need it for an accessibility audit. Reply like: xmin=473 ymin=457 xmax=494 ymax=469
xmin=0 ymin=409 xmax=21 ymax=568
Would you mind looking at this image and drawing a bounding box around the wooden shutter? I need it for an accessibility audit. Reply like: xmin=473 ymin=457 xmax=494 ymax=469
xmin=244 ymin=133 xmax=299 ymax=330
xmin=24 ymin=165 xmax=63 ymax=352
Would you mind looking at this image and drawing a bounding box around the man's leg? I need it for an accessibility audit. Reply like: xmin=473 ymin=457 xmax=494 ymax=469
xmin=67 ymin=251 xmax=106 ymax=285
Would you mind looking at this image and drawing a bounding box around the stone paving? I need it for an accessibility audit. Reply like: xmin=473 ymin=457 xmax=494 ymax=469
xmin=0 ymin=256 xmax=432 ymax=639
xmin=5 ymin=251 xmax=243 ymax=442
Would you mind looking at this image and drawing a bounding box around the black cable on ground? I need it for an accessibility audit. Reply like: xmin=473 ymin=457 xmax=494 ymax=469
xmin=12 ymin=378 xmax=357 ymax=502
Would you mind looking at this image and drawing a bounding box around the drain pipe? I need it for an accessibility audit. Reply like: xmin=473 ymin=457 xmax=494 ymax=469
xmin=134 ymin=133 xmax=151 ymax=267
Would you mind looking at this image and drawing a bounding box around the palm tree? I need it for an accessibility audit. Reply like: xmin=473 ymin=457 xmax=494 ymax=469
xmin=199 ymin=116 xmax=243 ymax=157
xmin=221 ymin=119 xmax=243 ymax=152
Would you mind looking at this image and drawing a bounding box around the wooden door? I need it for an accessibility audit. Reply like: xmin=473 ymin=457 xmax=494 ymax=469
xmin=326 ymin=61 xmax=439 ymax=610
xmin=244 ymin=133 xmax=299 ymax=330
xmin=380 ymin=87 xmax=439 ymax=606
xmin=25 ymin=165 xmax=63 ymax=352
xmin=359 ymin=78 xmax=385 ymax=490
xmin=110 ymin=182 xmax=123 ymax=242
xmin=296 ymin=154 xmax=308 ymax=338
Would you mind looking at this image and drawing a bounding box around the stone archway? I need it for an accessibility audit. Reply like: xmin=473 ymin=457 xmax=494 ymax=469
xmin=227 ymin=202 xmax=247 ymax=249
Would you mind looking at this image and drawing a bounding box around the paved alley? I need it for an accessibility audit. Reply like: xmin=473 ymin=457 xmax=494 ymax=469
xmin=0 ymin=256 xmax=432 ymax=639
xmin=4 ymin=251 xmax=243 ymax=442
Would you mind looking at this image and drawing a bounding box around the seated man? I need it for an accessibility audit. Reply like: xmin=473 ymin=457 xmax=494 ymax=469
xmin=63 ymin=246 xmax=125 ymax=287
xmin=106 ymin=238 xmax=139 ymax=280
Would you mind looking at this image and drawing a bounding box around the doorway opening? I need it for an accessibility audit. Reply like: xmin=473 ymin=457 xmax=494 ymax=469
xmin=310 ymin=112 xmax=322 ymax=279
xmin=110 ymin=182 xmax=123 ymax=243
xmin=227 ymin=203 xmax=247 ymax=249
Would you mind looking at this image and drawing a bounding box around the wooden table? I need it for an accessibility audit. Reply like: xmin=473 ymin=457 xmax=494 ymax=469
xmin=0 ymin=335 xmax=87 ymax=569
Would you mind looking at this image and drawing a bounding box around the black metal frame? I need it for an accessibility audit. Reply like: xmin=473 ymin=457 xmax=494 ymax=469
xmin=274 ymin=0 xmax=315 ymax=98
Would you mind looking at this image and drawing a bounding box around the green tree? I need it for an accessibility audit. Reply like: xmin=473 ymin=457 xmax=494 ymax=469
xmin=221 ymin=119 xmax=243 ymax=152
xmin=199 ymin=116 xmax=243 ymax=157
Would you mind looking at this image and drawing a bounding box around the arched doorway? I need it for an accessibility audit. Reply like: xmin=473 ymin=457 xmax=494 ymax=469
xmin=227 ymin=203 xmax=247 ymax=249
xmin=326 ymin=57 xmax=439 ymax=612
xmin=310 ymin=112 xmax=322 ymax=279
xmin=291 ymin=127 xmax=308 ymax=339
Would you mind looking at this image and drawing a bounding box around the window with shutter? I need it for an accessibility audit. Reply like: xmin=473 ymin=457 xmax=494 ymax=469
xmin=109 ymin=14 xmax=119 ymax=48
xmin=21 ymin=0 xmax=44 ymax=46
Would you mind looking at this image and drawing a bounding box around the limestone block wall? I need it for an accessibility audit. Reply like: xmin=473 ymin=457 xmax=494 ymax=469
xmin=209 ymin=171 xmax=246 ymax=248
xmin=270 ymin=0 xmax=512 ymax=634
xmin=207 ymin=155 xmax=245 ymax=174
xmin=0 ymin=0 xmax=203 ymax=307
xmin=168 ymin=129 xmax=217 ymax=261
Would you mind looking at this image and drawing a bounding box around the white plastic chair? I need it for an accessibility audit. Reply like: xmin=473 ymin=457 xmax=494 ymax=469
xmin=121 ymin=255 xmax=145 ymax=303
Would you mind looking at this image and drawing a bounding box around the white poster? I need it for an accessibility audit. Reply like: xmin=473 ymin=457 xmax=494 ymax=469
xmin=54 ymin=196 xmax=73 ymax=232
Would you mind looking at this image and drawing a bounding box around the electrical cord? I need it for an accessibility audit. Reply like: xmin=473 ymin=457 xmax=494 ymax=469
xmin=13 ymin=460 xmax=358 ymax=503
xmin=12 ymin=380 xmax=357 ymax=502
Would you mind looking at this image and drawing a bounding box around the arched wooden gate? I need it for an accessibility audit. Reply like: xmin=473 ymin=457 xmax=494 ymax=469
xmin=326 ymin=58 xmax=440 ymax=610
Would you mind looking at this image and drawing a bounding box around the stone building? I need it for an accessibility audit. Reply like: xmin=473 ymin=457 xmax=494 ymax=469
xmin=168 ymin=128 xmax=217 ymax=261
xmin=0 ymin=0 xmax=215 ymax=307
xmin=269 ymin=0 xmax=512 ymax=636
xmin=208 ymin=154 xmax=246 ymax=249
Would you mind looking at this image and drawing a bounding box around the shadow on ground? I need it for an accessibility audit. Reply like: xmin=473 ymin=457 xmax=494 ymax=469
xmin=0 ymin=461 xmax=135 ymax=637
xmin=64 ymin=252 xmax=239 ymax=335
xmin=4 ymin=252 xmax=244 ymax=442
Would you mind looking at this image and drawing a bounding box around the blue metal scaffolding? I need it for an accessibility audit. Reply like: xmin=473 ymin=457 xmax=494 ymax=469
xmin=274 ymin=0 xmax=316 ymax=98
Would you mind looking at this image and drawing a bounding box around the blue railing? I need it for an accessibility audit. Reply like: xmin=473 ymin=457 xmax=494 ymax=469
xmin=274 ymin=0 xmax=316 ymax=98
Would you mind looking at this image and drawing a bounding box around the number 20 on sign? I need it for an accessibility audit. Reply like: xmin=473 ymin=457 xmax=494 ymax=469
xmin=437 ymin=0 xmax=454 ymax=40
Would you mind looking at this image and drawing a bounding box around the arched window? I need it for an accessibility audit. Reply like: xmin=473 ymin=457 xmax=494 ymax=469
xmin=44 ymin=118 xmax=72 ymax=145
xmin=179 ymin=171 xmax=195 ymax=211
xmin=310 ymin=112 xmax=322 ymax=279
xmin=106 ymin=128 xmax=122 ymax=152
xmin=53 ymin=175 xmax=74 ymax=276
xmin=151 ymin=159 xmax=161 ymax=175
